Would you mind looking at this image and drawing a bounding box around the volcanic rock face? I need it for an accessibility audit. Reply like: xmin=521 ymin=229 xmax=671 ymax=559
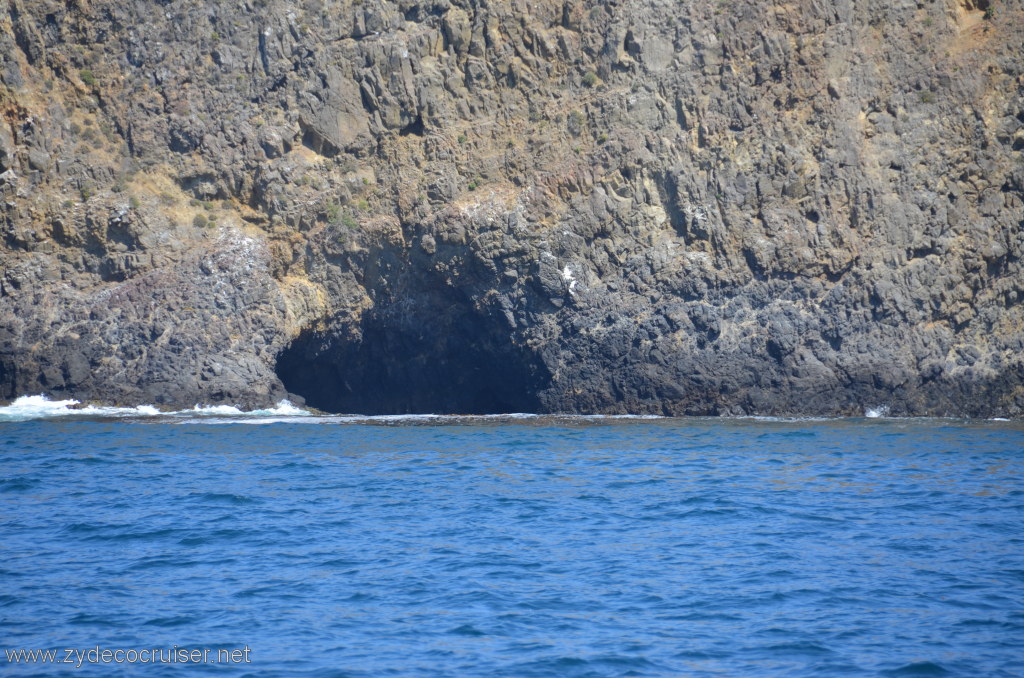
xmin=1 ymin=0 xmax=1022 ymax=416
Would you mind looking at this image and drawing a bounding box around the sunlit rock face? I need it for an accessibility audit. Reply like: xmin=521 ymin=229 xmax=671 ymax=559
xmin=1 ymin=0 xmax=1022 ymax=416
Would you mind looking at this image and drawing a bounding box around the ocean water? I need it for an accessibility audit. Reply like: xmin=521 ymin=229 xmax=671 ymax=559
xmin=1 ymin=401 xmax=1022 ymax=677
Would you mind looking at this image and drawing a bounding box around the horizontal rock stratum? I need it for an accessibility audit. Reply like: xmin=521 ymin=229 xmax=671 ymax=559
xmin=1 ymin=0 xmax=1022 ymax=416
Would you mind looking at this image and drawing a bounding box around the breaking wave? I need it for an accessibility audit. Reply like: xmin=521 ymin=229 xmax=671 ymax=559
xmin=0 ymin=396 xmax=669 ymax=425
xmin=0 ymin=395 xmax=311 ymax=422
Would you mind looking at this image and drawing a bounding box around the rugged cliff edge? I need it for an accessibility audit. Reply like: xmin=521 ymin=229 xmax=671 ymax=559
xmin=1 ymin=0 xmax=1022 ymax=416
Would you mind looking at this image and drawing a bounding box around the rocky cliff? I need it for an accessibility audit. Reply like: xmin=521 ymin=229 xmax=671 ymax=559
xmin=1 ymin=0 xmax=1022 ymax=416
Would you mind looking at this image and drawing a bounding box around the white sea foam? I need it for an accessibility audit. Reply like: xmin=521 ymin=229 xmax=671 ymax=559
xmin=0 ymin=395 xmax=83 ymax=421
xmin=0 ymin=399 xmax=710 ymax=425
xmin=0 ymin=395 xmax=313 ymax=422
xmin=184 ymin=404 xmax=247 ymax=416
xmin=177 ymin=400 xmax=311 ymax=418
xmin=864 ymin=406 xmax=890 ymax=419
xmin=176 ymin=400 xmax=317 ymax=419
xmin=0 ymin=395 xmax=164 ymax=422
xmin=257 ymin=400 xmax=309 ymax=416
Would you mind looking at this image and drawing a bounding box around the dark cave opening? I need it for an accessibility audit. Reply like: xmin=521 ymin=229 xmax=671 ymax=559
xmin=399 ymin=114 xmax=425 ymax=137
xmin=275 ymin=299 xmax=551 ymax=415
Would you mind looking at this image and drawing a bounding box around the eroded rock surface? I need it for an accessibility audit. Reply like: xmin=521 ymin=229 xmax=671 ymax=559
xmin=1 ymin=0 xmax=1022 ymax=415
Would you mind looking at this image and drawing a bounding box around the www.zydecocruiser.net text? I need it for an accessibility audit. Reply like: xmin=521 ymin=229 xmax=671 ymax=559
xmin=4 ymin=646 xmax=252 ymax=668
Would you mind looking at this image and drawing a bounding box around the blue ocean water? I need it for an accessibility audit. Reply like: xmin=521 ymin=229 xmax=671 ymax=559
xmin=1 ymin=413 xmax=1022 ymax=677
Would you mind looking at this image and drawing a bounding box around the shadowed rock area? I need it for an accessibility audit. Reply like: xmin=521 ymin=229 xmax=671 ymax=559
xmin=0 ymin=0 xmax=1022 ymax=416
xmin=275 ymin=258 xmax=551 ymax=414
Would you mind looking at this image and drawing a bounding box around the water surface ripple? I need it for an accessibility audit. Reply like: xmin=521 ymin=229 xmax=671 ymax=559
xmin=1 ymin=418 xmax=1022 ymax=676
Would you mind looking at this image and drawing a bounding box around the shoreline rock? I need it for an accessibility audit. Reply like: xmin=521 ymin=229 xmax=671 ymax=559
xmin=1 ymin=0 xmax=1022 ymax=418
